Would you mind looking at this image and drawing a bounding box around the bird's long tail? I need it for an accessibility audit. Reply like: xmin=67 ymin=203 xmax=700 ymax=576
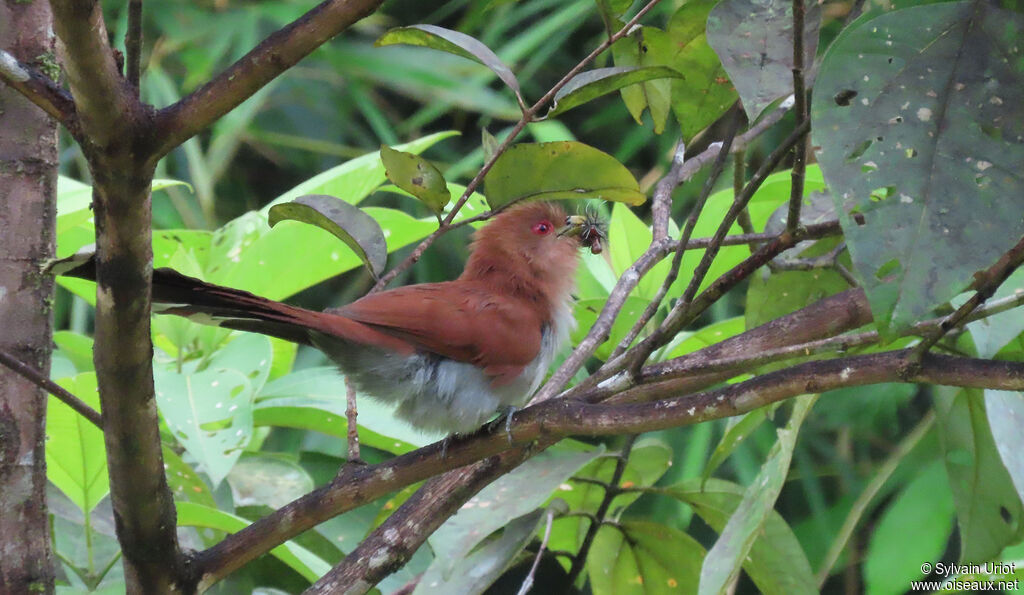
xmin=49 ymin=252 xmax=410 ymax=352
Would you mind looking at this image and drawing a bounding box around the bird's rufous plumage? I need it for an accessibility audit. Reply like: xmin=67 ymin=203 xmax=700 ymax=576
xmin=64 ymin=202 xmax=599 ymax=434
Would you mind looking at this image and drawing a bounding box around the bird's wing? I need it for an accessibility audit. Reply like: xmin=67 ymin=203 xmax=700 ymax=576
xmin=334 ymin=282 xmax=544 ymax=383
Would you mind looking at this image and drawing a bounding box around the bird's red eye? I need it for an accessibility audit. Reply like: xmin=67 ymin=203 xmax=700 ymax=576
xmin=531 ymin=220 xmax=553 ymax=235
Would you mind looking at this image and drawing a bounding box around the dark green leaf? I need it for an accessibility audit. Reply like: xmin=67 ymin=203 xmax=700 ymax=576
xmin=812 ymin=2 xmax=1024 ymax=332
xmin=707 ymin=0 xmax=820 ymax=120
xmin=549 ymin=66 xmax=683 ymax=117
xmin=699 ymin=395 xmax=817 ymax=595
xmin=934 ymin=387 xmax=1024 ymax=562
xmin=375 ymin=24 xmax=521 ymax=96
xmin=268 ymin=194 xmax=387 ymax=279
xmin=986 ymin=390 xmax=1024 ymax=505
xmin=863 ymin=461 xmax=955 ymax=592
xmin=428 ymin=447 xmax=602 ymax=576
xmin=611 ymin=28 xmax=676 ymax=134
xmin=666 ymin=0 xmax=740 ymax=139
xmin=485 ymin=141 xmax=645 ymax=208
xmin=587 ymin=521 xmax=704 ymax=595
xmin=379 ymin=145 xmax=450 ymax=216
xmin=417 ymin=509 xmax=545 ymax=594
xmin=667 ymin=478 xmax=818 ymax=595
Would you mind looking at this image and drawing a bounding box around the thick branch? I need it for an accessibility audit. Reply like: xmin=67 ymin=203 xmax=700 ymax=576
xmin=306 ymin=453 xmax=528 ymax=594
xmin=50 ymin=0 xmax=143 ymax=149
xmin=153 ymin=0 xmax=385 ymax=157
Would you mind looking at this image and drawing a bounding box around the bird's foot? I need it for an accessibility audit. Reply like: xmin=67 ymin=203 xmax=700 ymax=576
xmin=485 ymin=406 xmax=517 ymax=445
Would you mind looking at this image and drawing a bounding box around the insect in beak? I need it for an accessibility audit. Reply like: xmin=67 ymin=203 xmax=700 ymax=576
xmin=560 ymin=209 xmax=608 ymax=255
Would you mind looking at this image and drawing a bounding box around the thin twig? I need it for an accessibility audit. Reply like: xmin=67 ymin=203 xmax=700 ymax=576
xmin=517 ymin=507 xmax=557 ymax=595
xmin=370 ymin=0 xmax=665 ymax=291
xmin=0 ymin=349 xmax=102 ymax=428
xmin=612 ymin=114 xmax=743 ymax=360
xmin=564 ymin=435 xmax=637 ymax=587
xmin=651 ymin=140 xmax=686 ymax=240
xmin=786 ymin=0 xmax=808 ymax=232
xmin=344 ymin=378 xmax=361 ymax=463
xmin=125 ymin=0 xmax=143 ymax=91
xmin=733 ymin=150 xmax=753 ymax=238
xmin=910 ymin=234 xmax=1024 ymax=361
xmin=624 ymin=121 xmax=811 ymax=369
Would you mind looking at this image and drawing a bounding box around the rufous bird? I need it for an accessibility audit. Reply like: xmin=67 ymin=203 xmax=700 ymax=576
xmin=58 ymin=202 xmax=605 ymax=434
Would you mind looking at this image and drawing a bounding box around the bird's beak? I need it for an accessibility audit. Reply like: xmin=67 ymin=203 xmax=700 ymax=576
xmin=560 ymin=213 xmax=608 ymax=255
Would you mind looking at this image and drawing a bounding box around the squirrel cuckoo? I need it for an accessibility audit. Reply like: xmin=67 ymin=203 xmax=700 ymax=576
xmin=60 ymin=202 xmax=604 ymax=434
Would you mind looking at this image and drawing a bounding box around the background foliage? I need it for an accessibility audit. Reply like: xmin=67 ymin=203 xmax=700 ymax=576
xmin=40 ymin=0 xmax=1024 ymax=593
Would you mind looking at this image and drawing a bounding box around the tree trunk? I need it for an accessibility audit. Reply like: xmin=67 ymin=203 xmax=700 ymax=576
xmin=0 ymin=2 xmax=59 ymax=593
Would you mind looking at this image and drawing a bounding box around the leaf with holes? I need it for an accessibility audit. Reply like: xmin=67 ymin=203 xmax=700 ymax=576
xmin=380 ymin=144 xmax=450 ymax=217
xmin=812 ymin=2 xmax=1024 ymax=333
xmin=268 ymin=195 xmax=387 ymax=279
xmin=154 ymin=334 xmax=271 ymax=486
xmin=707 ymin=0 xmax=820 ymax=120
xmin=484 ymin=141 xmax=645 ymax=208
xmin=375 ymin=24 xmax=520 ymax=97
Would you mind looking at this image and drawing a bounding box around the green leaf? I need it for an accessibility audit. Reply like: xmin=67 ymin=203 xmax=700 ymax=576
xmin=811 ymin=2 xmax=1024 ymax=333
xmin=962 ymin=269 xmax=1024 ymax=358
xmin=45 ymin=373 xmax=108 ymax=514
xmin=572 ymin=296 xmax=649 ymax=361
xmin=986 ymin=390 xmax=1024 ymax=506
xmin=264 ymin=130 xmax=458 ymax=209
xmin=485 ymin=141 xmax=645 ymax=208
xmin=375 ymin=24 xmax=521 ymax=96
xmin=225 ymin=453 xmax=315 ymax=509
xmin=53 ymin=331 xmax=95 ymax=374
xmin=163 ymin=446 xmax=215 ymax=508
xmin=175 ymin=501 xmax=330 ymax=582
xmin=587 ymin=521 xmax=705 ymax=595
xmin=699 ymin=395 xmax=818 ymax=595
xmin=607 ymin=202 xmax=670 ymax=300
xmin=665 ymin=0 xmax=739 ymax=140
xmin=863 ymin=462 xmax=955 ymax=594
xmin=154 ymin=334 xmax=271 ymax=486
xmin=701 ymin=405 xmax=779 ymax=483
xmin=268 ymin=195 xmax=387 ymax=279
xmin=255 ymin=367 xmax=431 ymax=453
xmin=666 ymin=478 xmax=818 ymax=595
xmin=416 ymin=509 xmax=545 ymax=595
xmin=427 ymin=447 xmax=602 ymax=577
xmin=707 ymin=0 xmax=820 ymax=120
xmin=548 ymin=66 xmax=683 ymax=117
xmin=611 ymin=27 xmax=675 ymax=134
xmin=663 ymin=316 xmax=746 ymax=360
xmin=547 ymin=440 xmax=669 ymax=561
xmin=379 ymin=145 xmax=451 ymax=216
xmin=935 ymin=387 xmax=1024 ymax=562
